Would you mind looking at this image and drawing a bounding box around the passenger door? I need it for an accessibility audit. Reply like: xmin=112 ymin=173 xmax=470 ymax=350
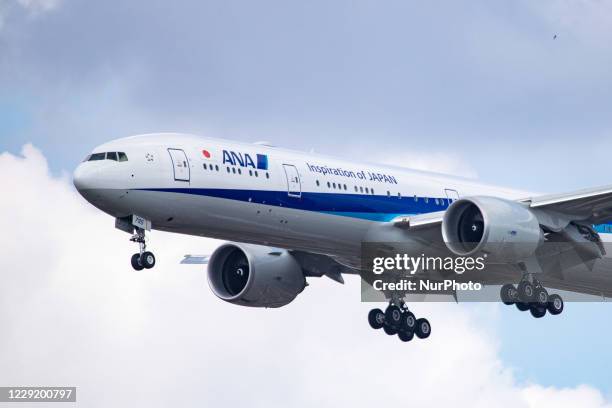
xmin=444 ymin=188 xmax=460 ymax=203
xmin=168 ymin=148 xmax=190 ymax=182
xmin=283 ymin=164 xmax=301 ymax=198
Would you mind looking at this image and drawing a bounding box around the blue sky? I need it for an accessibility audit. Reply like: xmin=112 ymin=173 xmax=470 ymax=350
xmin=2 ymin=0 xmax=612 ymax=399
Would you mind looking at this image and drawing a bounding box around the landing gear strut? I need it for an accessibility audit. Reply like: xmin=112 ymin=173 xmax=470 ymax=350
xmin=500 ymin=275 xmax=564 ymax=318
xmin=368 ymin=299 xmax=431 ymax=342
xmin=130 ymin=227 xmax=156 ymax=270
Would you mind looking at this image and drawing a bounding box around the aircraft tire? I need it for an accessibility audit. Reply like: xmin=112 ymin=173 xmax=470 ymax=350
xmin=385 ymin=305 xmax=402 ymax=328
xmin=398 ymin=330 xmax=414 ymax=342
xmin=141 ymin=251 xmax=156 ymax=269
xmin=400 ymin=311 xmax=417 ymax=332
xmin=515 ymin=302 xmax=530 ymax=312
xmin=368 ymin=309 xmax=385 ymax=329
xmin=415 ymin=318 xmax=431 ymax=339
xmin=131 ymin=253 xmax=144 ymax=271
xmin=529 ymin=304 xmax=547 ymax=318
xmin=500 ymin=284 xmax=518 ymax=305
xmin=518 ymin=281 xmax=534 ymax=302
xmin=534 ymin=287 xmax=549 ymax=307
xmin=547 ymin=294 xmax=564 ymax=315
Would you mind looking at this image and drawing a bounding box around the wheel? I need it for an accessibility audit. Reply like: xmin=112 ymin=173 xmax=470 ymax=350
xmin=415 ymin=318 xmax=431 ymax=339
xmin=401 ymin=311 xmax=417 ymax=332
xmin=398 ymin=330 xmax=414 ymax=342
xmin=141 ymin=251 xmax=156 ymax=269
xmin=534 ymin=287 xmax=549 ymax=306
xmin=547 ymin=294 xmax=564 ymax=315
xmin=131 ymin=253 xmax=144 ymax=271
xmin=517 ymin=280 xmax=534 ymax=302
xmin=368 ymin=309 xmax=385 ymax=329
xmin=500 ymin=284 xmax=518 ymax=305
xmin=529 ymin=304 xmax=547 ymax=318
xmin=383 ymin=325 xmax=397 ymax=336
xmin=515 ymin=302 xmax=530 ymax=312
xmin=385 ymin=305 xmax=402 ymax=328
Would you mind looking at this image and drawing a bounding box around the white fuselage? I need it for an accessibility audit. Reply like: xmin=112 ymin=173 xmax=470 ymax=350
xmin=72 ymin=133 xmax=560 ymax=267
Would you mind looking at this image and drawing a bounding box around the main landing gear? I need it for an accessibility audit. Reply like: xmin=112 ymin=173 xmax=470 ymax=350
xmin=368 ymin=300 xmax=431 ymax=343
xmin=130 ymin=227 xmax=156 ymax=270
xmin=500 ymin=275 xmax=563 ymax=318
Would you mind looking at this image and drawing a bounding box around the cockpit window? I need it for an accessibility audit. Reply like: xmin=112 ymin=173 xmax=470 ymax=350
xmin=89 ymin=153 xmax=106 ymax=161
xmin=86 ymin=152 xmax=128 ymax=162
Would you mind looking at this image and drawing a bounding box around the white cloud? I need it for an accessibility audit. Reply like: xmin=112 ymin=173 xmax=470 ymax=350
xmin=0 ymin=0 xmax=60 ymax=32
xmin=16 ymin=0 xmax=60 ymax=13
xmin=0 ymin=145 xmax=609 ymax=407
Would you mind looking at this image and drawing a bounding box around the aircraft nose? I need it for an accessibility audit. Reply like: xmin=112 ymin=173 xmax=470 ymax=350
xmin=73 ymin=163 xmax=95 ymax=192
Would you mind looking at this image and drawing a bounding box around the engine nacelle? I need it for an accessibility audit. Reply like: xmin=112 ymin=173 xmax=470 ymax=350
xmin=207 ymin=243 xmax=306 ymax=308
xmin=442 ymin=196 xmax=543 ymax=262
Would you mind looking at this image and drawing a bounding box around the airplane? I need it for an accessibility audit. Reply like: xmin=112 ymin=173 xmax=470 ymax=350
xmin=73 ymin=133 xmax=612 ymax=343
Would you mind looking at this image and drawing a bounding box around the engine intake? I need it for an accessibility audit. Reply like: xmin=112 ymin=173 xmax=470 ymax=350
xmin=442 ymin=196 xmax=543 ymax=262
xmin=207 ymin=243 xmax=306 ymax=308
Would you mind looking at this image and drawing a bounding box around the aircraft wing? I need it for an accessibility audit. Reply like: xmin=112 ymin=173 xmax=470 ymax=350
xmin=391 ymin=184 xmax=612 ymax=231
xmin=523 ymin=184 xmax=612 ymax=225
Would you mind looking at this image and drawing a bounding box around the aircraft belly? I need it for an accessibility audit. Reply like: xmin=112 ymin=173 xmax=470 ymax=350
xmin=123 ymin=189 xmax=371 ymax=257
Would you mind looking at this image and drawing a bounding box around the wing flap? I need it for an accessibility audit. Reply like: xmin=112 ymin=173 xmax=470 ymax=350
xmin=525 ymin=184 xmax=612 ymax=224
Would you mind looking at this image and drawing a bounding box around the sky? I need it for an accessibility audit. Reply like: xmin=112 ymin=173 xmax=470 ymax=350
xmin=2 ymin=145 xmax=612 ymax=407
xmin=1 ymin=0 xmax=612 ymax=405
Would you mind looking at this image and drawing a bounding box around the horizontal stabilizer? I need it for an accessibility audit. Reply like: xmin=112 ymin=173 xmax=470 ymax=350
xmin=181 ymin=255 xmax=210 ymax=265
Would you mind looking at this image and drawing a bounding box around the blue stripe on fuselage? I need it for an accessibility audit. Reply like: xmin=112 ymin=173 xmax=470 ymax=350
xmin=138 ymin=188 xmax=612 ymax=229
xmin=138 ymin=188 xmax=445 ymax=220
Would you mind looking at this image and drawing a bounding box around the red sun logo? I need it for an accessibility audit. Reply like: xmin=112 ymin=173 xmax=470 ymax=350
xmin=202 ymin=149 xmax=211 ymax=158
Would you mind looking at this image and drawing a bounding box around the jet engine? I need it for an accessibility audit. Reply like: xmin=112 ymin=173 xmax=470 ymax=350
xmin=442 ymin=196 xmax=543 ymax=262
xmin=207 ymin=243 xmax=306 ymax=308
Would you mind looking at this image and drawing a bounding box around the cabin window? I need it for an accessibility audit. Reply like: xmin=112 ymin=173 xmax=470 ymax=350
xmin=88 ymin=153 xmax=106 ymax=161
xmin=343 ymin=184 xmax=347 ymax=190
xmin=327 ymin=182 xmax=331 ymax=188
xmin=398 ymin=192 xmax=402 ymax=199
xmin=255 ymin=171 xmax=259 ymax=177
xmin=360 ymin=187 xmax=364 ymax=193
xmin=238 ymin=168 xmax=242 ymax=175
xmin=316 ymin=180 xmax=320 ymax=186
xmin=414 ymin=195 xmax=418 ymax=202
xmin=232 ymin=168 xmax=236 ymax=174
xmin=203 ymin=163 xmax=207 ymax=170
xmin=226 ymin=167 xmax=230 ymax=173
xmin=266 ymin=172 xmax=270 ymax=179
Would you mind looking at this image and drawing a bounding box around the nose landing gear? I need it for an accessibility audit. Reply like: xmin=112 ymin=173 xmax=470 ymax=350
xmin=368 ymin=299 xmax=431 ymax=343
xmin=130 ymin=227 xmax=156 ymax=270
